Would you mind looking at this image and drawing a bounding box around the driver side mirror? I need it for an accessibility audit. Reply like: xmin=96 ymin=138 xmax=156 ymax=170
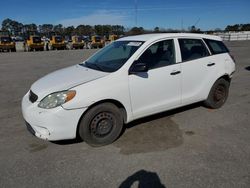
xmin=129 ymin=61 xmax=148 ymax=75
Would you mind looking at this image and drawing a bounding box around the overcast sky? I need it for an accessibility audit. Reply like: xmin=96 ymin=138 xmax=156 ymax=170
xmin=1 ymin=0 xmax=250 ymax=30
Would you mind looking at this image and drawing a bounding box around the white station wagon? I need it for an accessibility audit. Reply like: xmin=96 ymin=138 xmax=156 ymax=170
xmin=22 ymin=33 xmax=235 ymax=146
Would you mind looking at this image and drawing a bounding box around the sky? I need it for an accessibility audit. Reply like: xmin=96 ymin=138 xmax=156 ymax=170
xmin=0 ymin=0 xmax=249 ymax=30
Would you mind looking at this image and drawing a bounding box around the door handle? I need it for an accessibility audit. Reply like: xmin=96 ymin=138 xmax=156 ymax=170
xmin=207 ymin=63 xmax=215 ymax=67
xmin=170 ymin=71 xmax=181 ymax=75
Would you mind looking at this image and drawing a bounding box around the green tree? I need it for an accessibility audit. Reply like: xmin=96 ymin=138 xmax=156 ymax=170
xmin=128 ymin=27 xmax=145 ymax=35
xmin=2 ymin=18 xmax=23 ymax=35
xmin=241 ymin=24 xmax=250 ymax=31
xmin=76 ymin=25 xmax=93 ymax=36
xmin=225 ymin=24 xmax=240 ymax=31
xmin=63 ymin=26 xmax=75 ymax=36
xmin=39 ymin=24 xmax=53 ymax=36
xmin=53 ymin=24 xmax=64 ymax=34
xmin=154 ymin=27 xmax=160 ymax=33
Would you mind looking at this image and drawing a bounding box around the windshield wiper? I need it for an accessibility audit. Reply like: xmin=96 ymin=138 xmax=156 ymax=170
xmin=84 ymin=61 xmax=104 ymax=71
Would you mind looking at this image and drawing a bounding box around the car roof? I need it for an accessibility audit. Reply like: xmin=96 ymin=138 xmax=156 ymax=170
xmin=118 ymin=33 xmax=221 ymax=42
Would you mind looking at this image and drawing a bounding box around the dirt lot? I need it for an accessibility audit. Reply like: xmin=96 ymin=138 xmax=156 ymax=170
xmin=0 ymin=41 xmax=250 ymax=188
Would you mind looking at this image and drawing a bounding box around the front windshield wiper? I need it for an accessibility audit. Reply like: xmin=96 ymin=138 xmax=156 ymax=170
xmin=84 ymin=61 xmax=104 ymax=72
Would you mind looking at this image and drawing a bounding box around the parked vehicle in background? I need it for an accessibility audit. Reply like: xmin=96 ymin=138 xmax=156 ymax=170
xmin=105 ymin=34 xmax=119 ymax=45
xmin=49 ymin=35 xmax=66 ymax=50
xmin=0 ymin=30 xmax=16 ymax=52
xmin=67 ymin=36 xmax=85 ymax=50
xmin=25 ymin=35 xmax=44 ymax=51
xmin=22 ymin=33 xmax=235 ymax=146
xmin=90 ymin=35 xmax=105 ymax=48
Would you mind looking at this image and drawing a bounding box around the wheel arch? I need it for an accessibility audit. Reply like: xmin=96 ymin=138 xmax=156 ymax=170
xmin=76 ymin=99 xmax=128 ymax=139
xmin=219 ymin=74 xmax=231 ymax=83
xmin=204 ymin=73 xmax=231 ymax=99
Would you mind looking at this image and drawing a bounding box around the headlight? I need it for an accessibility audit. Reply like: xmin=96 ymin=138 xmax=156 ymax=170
xmin=38 ymin=90 xmax=76 ymax=109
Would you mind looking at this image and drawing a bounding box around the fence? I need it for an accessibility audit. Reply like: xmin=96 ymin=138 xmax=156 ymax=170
xmin=214 ymin=32 xmax=250 ymax=41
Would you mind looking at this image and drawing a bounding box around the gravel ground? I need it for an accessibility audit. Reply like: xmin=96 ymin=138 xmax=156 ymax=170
xmin=0 ymin=41 xmax=250 ymax=188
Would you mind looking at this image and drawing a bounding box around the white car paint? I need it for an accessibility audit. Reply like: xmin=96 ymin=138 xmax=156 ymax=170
xmin=31 ymin=65 xmax=109 ymax=101
xmin=22 ymin=33 xmax=235 ymax=141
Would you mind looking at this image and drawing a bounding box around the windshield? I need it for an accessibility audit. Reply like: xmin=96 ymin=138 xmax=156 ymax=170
xmin=55 ymin=36 xmax=62 ymax=42
xmin=95 ymin=36 xmax=101 ymax=42
xmin=83 ymin=41 xmax=144 ymax=72
xmin=33 ymin=37 xmax=41 ymax=43
xmin=76 ymin=36 xmax=82 ymax=42
xmin=1 ymin=37 xmax=11 ymax=43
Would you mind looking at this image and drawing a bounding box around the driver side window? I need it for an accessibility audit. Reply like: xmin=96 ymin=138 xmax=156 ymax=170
xmin=137 ymin=39 xmax=176 ymax=69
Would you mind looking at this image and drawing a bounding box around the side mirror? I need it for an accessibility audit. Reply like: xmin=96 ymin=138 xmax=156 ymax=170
xmin=129 ymin=62 xmax=148 ymax=75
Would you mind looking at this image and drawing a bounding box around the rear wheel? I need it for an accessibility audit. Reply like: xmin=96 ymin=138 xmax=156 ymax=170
xmin=79 ymin=103 xmax=123 ymax=146
xmin=204 ymin=78 xmax=230 ymax=109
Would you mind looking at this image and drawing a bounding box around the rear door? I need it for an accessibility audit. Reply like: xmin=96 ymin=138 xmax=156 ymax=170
xmin=178 ymin=38 xmax=215 ymax=104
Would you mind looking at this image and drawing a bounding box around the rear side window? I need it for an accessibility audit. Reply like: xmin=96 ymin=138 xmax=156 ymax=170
xmin=178 ymin=39 xmax=209 ymax=62
xmin=203 ymin=39 xmax=229 ymax=55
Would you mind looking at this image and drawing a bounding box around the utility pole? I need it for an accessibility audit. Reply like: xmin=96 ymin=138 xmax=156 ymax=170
xmin=135 ymin=0 xmax=138 ymax=26
xmin=181 ymin=18 xmax=184 ymax=31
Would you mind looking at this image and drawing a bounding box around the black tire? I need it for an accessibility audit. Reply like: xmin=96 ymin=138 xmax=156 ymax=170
xmin=79 ymin=103 xmax=123 ymax=147
xmin=204 ymin=78 xmax=230 ymax=109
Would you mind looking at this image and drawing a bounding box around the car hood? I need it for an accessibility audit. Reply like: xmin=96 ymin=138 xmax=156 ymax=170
xmin=31 ymin=64 xmax=109 ymax=100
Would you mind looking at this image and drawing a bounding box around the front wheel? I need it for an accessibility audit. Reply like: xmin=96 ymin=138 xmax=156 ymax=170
xmin=204 ymin=78 xmax=230 ymax=109
xmin=79 ymin=103 xmax=123 ymax=147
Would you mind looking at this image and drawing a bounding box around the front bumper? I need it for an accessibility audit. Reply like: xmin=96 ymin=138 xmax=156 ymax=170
xmin=52 ymin=43 xmax=66 ymax=48
xmin=29 ymin=44 xmax=44 ymax=49
xmin=72 ymin=43 xmax=84 ymax=48
xmin=21 ymin=91 xmax=87 ymax=141
xmin=0 ymin=44 xmax=15 ymax=49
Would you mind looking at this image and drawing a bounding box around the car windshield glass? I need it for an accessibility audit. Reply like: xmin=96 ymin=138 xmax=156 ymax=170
xmin=82 ymin=41 xmax=144 ymax=72
xmin=76 ymin=37 xmax=82 ymax=42
xmin=55 ymin=36 xmax=62 ymax=42
xmin=95 ymin=36 xmax=101 ymax=42
xmin=33 ymin=37 xmax=41 ymax=43
xmin=1 ymin=37 xmax=11 ymax=42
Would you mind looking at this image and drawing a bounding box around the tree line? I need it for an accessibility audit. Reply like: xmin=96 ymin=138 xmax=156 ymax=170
xmin=1 ymin=18 xmax=250 ymax=38
xmin=1 ymin=18 xmax=126 ymax=37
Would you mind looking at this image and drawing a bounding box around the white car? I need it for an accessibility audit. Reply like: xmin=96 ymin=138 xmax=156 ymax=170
xmin=22 ymin=33 xmax=235 ymax=146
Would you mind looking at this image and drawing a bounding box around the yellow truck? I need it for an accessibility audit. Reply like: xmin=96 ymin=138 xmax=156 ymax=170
xmin=0 ymin=31 xmax=16 ymax=52
xmin=90 ymin=35 xmax=105 ymax=49
xmin=109 ymin=34 xmax=118 ymax=42
xmin=67 ymin=36 xmax=85 ymax=50
xmin=105 ymin=34 xmax=119 ymax=45
xmin=25 ymin=36 xmax=44 ymax=51
xmin=49 ymin=35 xmax=66 ymax=50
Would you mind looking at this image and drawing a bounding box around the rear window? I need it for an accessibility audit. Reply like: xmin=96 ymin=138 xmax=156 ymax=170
xmin=203 ymin=39 xmax=229 ymax=55
xmin=178 ymin=39 xmax=209 ymax=61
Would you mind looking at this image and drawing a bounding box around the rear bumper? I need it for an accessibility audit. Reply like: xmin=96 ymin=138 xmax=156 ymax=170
xmin=21 ymin=91 xmax=87 ymax=141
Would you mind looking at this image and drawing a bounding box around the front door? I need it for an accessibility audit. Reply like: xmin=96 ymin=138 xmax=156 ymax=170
xmin=128 ymin=39 xmax=181 ymax=119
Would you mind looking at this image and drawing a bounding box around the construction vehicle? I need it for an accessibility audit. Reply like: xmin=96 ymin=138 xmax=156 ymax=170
xmin=25 ymin=35 xmax=44 ymax=52
xmin=109 ymin=34 xmax=118 ymax=42
xmin=0 ymin=30 xmax=16 ymax=52
xmin=48 ymin=35 xmax=66 ymax=50
xmin=90 ymin=35 xmax=105 ymax=49
xmin=67 ymin=36 xmax=85 ymax=50
xmin=105 ymin=34 xmax=119 ymax=45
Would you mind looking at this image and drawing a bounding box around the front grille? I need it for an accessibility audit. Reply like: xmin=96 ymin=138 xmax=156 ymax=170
xmin=25 ymin=122 xmax=36 ymax=136
xmin=29 ymin=90 xmax=38 ymax=103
